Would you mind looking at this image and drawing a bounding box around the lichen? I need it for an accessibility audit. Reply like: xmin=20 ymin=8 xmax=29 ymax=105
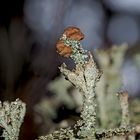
xmin=62 ymin=34 xmax=88 ymax=64
xmin=37 ymin=128 xmax=75 ymax=140
xmin=0 ymin=99 xmax=26 ymax=140
xmin=36 ymin=27 xmax=135 ymax=140
xmin=95 ymin=44 xmax=128 ymax=128
xmin=95 ymin=126 xmax=134 ymax=139
xmin=117 ymin=91 xmax=130 ymax=127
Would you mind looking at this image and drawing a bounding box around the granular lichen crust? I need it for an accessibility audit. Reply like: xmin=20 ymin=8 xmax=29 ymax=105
xmin=95 ymin=126 xmax=134 ymax=139
xmin=60 ymin=54 xmax=101 ymax=139
xmin=0 ymin=99 xmax=26 ymax=140
xmin=37 ymin=128 xmax=75 ymax=140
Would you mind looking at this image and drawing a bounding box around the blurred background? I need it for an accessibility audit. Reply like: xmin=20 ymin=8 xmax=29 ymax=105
xmin=0 ymin=0 xmax=140 ymax=139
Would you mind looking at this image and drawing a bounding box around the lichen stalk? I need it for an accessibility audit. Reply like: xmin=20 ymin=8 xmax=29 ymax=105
xmin=95 ymin=44 xmax=128 ymax=128
xmin=95 ymin=126 xmax=134 ymax=139
xmin=117 ymin=91 xmax=130 ymax=127
xmin=39 ymin=27 xmax=134 ymax=140
xmin=62 ymin=34 xmax=88 ymax=64
xmin=57 ymin=29 xmax=101 ymax=138
xmin=0 ymin=99 xmax=26 ymax=140
xmin=60 ymin=54 xmax=101 ymax=139
xmin=77 ymin=89 xmax=97 ymax=138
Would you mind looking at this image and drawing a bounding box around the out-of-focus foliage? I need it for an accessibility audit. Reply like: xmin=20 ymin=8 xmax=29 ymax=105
xmin=95 ymin=44 xmax=128 ymax=128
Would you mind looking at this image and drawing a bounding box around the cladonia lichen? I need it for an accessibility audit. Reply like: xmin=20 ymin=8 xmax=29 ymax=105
xmin=37 ymin=27 xmax=135 ymax=140
xmin=0 ymin=27 xmax=135 ymax=140
xmin=61 ymin=34 xmax=88 ymax=64
xmin=0 ymin=99 xmax=26 ymax=140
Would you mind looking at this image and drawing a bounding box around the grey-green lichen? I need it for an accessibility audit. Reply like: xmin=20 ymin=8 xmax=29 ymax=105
xmin=95 ymin=126 xmax=134 ymax=139
xmin=0 ymin=99 xmax=26 ymax=140
xmin=34 ymin=75 xmax=76 ymax=134
xmin=37 ymin=128 xmax=75 ymax=140
xmin=36 ymin=52 xmax=101 ymax=140
xmin=117 ymin=91 xmax=130 ymax=127
xmin=36 ymin=33 xmax=135 ymax=140
xmin=36 ymin=32 xmax=101 ymax=139
xmin=36 ymin=48 xmax=134 ymax=140
xmin=60 ymin=53 xmax=101 ymax=139
xmin=95 ymin=44 xmax=128 ymax=128
xmin=133 ymin=54 xmax=140 ymax=68
xmin=35 ymin=75 xmax=74 ymax=121
xmin=47 ymin=75 xmax=75 ymax=109
xmin=62 ymin=34 xmax=88 ymax=64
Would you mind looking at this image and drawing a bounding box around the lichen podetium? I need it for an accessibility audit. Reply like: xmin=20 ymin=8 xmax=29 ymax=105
xmin=0 ymin=99 xmax=26 ymax=140
xmin=61 ymin=33 xmax=88 ymax=64
xmin=57 ymin=27 xmax=101 ymax=139
xmin=37 ymin=27 xmax=135 ymax=140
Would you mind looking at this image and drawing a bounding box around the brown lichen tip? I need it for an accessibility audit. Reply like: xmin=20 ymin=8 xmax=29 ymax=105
xmin=56 ymin=40 xmax=72 ymax=58
xmin=63 ymin=26 xmax=84 ymax=41
xmin=56 ymin=26 xmax=85 ymax=58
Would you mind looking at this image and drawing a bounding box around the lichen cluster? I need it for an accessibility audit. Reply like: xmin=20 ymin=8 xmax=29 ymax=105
xmin=0 ymin=99 xmax=26 ymax=140
xmin=37 ymin=27 xmax=135 ymax=140
xmin=62 ymin=34 xmax=88 ymax=64
xmin=0 ymin=27 xmax=138 ymax=140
